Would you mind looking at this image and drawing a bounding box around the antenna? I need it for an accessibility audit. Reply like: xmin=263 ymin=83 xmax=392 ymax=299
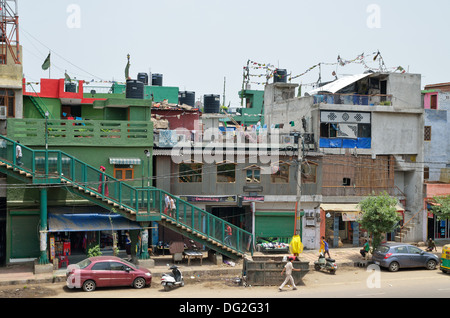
xmin=0 ymin=0 xmax=20 ymax=64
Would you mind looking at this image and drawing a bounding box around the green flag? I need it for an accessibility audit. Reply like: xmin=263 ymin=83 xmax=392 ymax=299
xmin=125 ymin=54 xmax=130 ymax=79
xmin=42 ymin=53 xmax=51 ymax=70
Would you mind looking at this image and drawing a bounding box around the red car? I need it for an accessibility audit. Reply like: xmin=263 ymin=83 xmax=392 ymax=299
xmin=66 ymin=256 xmax=152 ymax=292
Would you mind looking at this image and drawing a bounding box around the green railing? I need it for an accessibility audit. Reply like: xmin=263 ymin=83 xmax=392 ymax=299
xmin=0 ymin=136 xmax=253 ymax=256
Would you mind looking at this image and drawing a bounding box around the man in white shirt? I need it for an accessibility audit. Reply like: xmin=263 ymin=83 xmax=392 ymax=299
xmin=279 ymin=257 xmax=301 ymax=291
xmin=16 ymin=141 xmax=22 ymax=166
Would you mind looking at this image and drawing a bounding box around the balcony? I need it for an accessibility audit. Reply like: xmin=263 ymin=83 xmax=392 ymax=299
xmin=6 ymin=118 xmax=153 ymax=147
xmin=313 ymin=93 xmax=393 ymax=106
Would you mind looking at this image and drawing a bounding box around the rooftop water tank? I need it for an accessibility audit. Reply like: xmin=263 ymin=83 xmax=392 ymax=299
xmin=179 ymin=91 xmax=195 ymax=107
xmin=126 ymin=79 xmax=144 ymax=99
xmin=203 ymin=94 xmax=220 ymax=113
xmin=152 ymin=73 xmax=163 ymax=86
xmin=273 ymin=69 xmax=287 ymax=83
xmin=137 ymin=72 xmax=148 ymax=85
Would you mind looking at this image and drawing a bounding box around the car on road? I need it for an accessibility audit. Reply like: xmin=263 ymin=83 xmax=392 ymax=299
xmin=372 ymin=242 xmax=439 ymax=272
xmin=66 ymin=256 xmax=152 ymax=292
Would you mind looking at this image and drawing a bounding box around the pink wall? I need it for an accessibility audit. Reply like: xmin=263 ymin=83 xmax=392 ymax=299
xmin=423 ymin=92 xmax=438 ymax=109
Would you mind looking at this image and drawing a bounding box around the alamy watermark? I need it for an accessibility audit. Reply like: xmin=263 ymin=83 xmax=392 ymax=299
xmin=66 ymin=4 xmax=81 ymax=29
xmin=170 ymin=127 xmax=281 ymax=174
xmin=366 ymin=4 xmax=381 ymax=29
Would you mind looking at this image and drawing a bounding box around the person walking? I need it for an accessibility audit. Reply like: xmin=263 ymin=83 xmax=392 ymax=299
xmin=320 ymin=236 xmax=331 ymax=258
xmin=15 ymin=141 xmax=22 ymax=166
xmin=98 ymin=166 xmax=109 ymax=196
xmin=279 ymin=257 xmax=301 ymax=291
xmin=125 ymin=232 xmax=132 ymax=261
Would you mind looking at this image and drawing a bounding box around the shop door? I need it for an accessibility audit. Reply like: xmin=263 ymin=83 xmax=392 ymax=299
xmin=11 ymin=214 xmax=40 ymax=259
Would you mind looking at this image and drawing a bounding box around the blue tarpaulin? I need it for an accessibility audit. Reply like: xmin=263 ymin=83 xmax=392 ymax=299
xmin=48 ymin=213 xmax=142 ymax=232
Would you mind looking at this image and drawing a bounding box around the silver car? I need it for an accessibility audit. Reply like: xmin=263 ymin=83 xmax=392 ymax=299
xmin=372 ymin=243 xmax=439 ymax=272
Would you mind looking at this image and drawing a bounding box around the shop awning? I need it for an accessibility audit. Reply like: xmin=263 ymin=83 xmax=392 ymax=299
xmin=109 ymin=158 xmax=141 ymax=165
xmin=48 ymin=213 xmax=142 ymax=232
xmin=320 ymin=203 xmax=405 ymax=212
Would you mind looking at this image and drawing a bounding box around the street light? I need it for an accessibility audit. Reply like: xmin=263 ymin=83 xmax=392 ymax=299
xmin=144 ymin=149 xmax=150 ymax=187
xmin=45 ymin=111 xmax=49 ymax=150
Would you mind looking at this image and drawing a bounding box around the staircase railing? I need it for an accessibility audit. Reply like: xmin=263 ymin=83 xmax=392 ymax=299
xmin=0 ymin=136 xmax=253 ymax=256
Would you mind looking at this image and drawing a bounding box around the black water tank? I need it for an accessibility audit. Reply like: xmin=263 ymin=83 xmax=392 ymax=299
xmin=152 ymin=73 xmax=163 ymax=86
xmin=203 ymin=94 xmax=220 ymax=113
xmin=179 ymin=91 xmax=195 ymax=107
xmin=273 ymin=69 xmax=287 ymax=83
xmin=137 ymin=72 xmax=148 ymax=85
xmin=126 ymin=79 xmax=144 ymax=99
xmin=65 ymin=82 xmax=77 ymax=92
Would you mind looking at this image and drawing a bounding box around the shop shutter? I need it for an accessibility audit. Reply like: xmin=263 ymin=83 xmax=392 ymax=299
xmin=11 ymin=215 xmax=40 ymax=259
xmin=255 ymin=212 xmax=295 ymax=239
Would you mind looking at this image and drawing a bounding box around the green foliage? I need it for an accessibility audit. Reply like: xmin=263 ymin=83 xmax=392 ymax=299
xmin=430 ymin=195 xmax=450 ymax=221
xmin=357 ymin=192 xmax=402 ymax=248
xmin=87 ymin=245 xmax=102 ymax=258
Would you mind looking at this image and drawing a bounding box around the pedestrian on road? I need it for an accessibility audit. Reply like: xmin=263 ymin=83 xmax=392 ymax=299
xmin=320 ymin=236 xmax=331 ymax=258
xmin=279 ymin=257 xmax=301 ymax=291
xmin=125 ymin=232 xmax=132 ymax=261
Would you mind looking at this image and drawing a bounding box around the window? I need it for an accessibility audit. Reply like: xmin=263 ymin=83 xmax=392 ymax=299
xmin=408 ymin=246 xmax=423 ymax=254
xmin=91 ymin=262 xmax=110 ymax=271
xmin=114 ymin=164 xmax=134 ymax=181
xmin=301 ymin=161 xmax=317 ymax=183
xmin=217 ymin=162 xmax=236 ymax=183
xmin=343 ymin=178 xmax=351 ymax=186
xmin=395 ymin=246 xmax=408 ymax=254
xmin=424 ymin=166 xmax=429 ymax=180
xmin=424 ymin=126 xmax=431 ymax=141
xmin=0 ymin=89 xmax=15 ymax=117
xmin=110 ymin=262 xmax=130 ymax=271
xmin=271 ymin=162 xmax=289 ymax=183
xmin=245 ymin=166 xmax=261 ymax=183
xmin=178 ymin=162 xmax=202 ymax=183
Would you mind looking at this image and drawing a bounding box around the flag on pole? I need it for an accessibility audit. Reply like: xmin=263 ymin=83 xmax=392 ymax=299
xmin=42 ymin=53 xmax=51 ymax=70
xmin=64 ymin=71 xmax=72 ymax=82
xmin=125 ymin=54 xmax=130 ymax=79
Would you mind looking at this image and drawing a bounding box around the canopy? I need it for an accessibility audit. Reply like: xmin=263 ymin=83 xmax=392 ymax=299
xmin=306 ymin=73 xmax=371 ymax=95
xmin=48 ymin=212 xmax=142 ymax=232
xmin=109 ymin=158 xmax=141 ymax=165
xmin=320 ymin=203 xmax=404 ymax=212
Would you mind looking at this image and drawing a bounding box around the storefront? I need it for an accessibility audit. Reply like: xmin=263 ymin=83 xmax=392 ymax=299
xmin=427 ymin=202 xmax=449 ymax=240
xmin=320 ymin=203 xmax=405 ymax=248
xmin=45 ymin=207 xmax=142 ymax=265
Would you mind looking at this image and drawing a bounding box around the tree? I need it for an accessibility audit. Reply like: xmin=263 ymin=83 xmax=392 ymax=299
xmin=357 ymin=192 xmax=402 ymax=249
xmin=430 ymin=195 xmax=450 ymax=221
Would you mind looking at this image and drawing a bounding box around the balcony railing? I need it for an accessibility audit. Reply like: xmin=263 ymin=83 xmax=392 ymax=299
xmin=313 ymin=93 xmax=393 ymax=106
xmin=7 ymin=118 xmax=153 ymax=147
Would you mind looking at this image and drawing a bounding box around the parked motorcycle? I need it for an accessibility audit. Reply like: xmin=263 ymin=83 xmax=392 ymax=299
xmin=314 ymin=253 xmax=337 ymax=274
xmin=161 ymin=264 xmax=184 ymax=291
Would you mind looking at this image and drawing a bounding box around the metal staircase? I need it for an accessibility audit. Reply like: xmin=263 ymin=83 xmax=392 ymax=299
xmin=0 ymin=137 xmax=253 ymax=259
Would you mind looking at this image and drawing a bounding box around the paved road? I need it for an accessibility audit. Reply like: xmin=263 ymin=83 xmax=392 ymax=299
xmin=39 ymin=266 xmax=450 ymax=299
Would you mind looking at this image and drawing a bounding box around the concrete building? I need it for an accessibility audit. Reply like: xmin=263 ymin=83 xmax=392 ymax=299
xmin=422 ymin=83 xmax=450 ymax=241
xmin=264 ymin=72 xmax=424 ymax=246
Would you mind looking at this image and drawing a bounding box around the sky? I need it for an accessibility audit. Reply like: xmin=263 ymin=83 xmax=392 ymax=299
xmin=17 ymin=0 xmax=450 ymax=107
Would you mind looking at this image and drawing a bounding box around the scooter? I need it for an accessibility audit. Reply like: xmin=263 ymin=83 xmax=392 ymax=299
xmin=161 ymin=264 xmax=184 ymax=291
xmin=314 ymin=253 xmax=337 ymax=274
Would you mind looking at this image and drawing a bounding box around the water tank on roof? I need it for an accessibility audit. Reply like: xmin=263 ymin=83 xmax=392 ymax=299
xmin=203 ymin=94 xmax=220 ymax=113
xmin=152 ymin=73 xmax=163 ymax=86
xmin=137 ymin=72 xmax=148 ymax=85
xmin=273 ymin=69 xmax=287 ymax=83
xmin=126 ymin=79 xmax=144 ymax=99
xmin=179 ymin=91 xmax=195 ymax=107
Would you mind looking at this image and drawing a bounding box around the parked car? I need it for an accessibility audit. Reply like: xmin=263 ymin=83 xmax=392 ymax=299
xmin=372 ymin=242 xmax=439 ymax=272
xmin=66 ymin=256 xmax=152 ymax=292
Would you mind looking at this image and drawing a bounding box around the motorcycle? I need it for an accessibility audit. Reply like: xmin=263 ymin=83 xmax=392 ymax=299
xmin=314 ymin=253 xmax=337 ymax=274
xmin=161 ymin=264 xmax=184 ymax=291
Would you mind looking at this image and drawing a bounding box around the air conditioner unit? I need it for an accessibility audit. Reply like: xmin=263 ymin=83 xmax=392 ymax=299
xmin=281 ymin=135 xmax=295 ymax=145
xmin=0 ymin=106 xmax=6 ymax=119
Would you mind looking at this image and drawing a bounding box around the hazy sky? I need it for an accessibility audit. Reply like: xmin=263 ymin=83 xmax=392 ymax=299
xmin=19 ymin=0 xmax=450 ymax=106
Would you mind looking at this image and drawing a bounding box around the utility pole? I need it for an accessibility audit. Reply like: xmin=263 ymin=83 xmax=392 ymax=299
xmin=295 ymin=134 xmax=303 ymax=235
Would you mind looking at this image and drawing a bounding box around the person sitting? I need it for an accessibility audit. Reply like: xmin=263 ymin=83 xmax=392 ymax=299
xmin=426 ymin=238 xmax=437 ymax=252
xmin=360 ymin=239 xmax=370 ymax=259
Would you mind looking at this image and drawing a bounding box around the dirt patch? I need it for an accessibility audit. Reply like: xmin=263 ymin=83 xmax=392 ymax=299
xmin=0 ymin=285 xmax=58 ymax=298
